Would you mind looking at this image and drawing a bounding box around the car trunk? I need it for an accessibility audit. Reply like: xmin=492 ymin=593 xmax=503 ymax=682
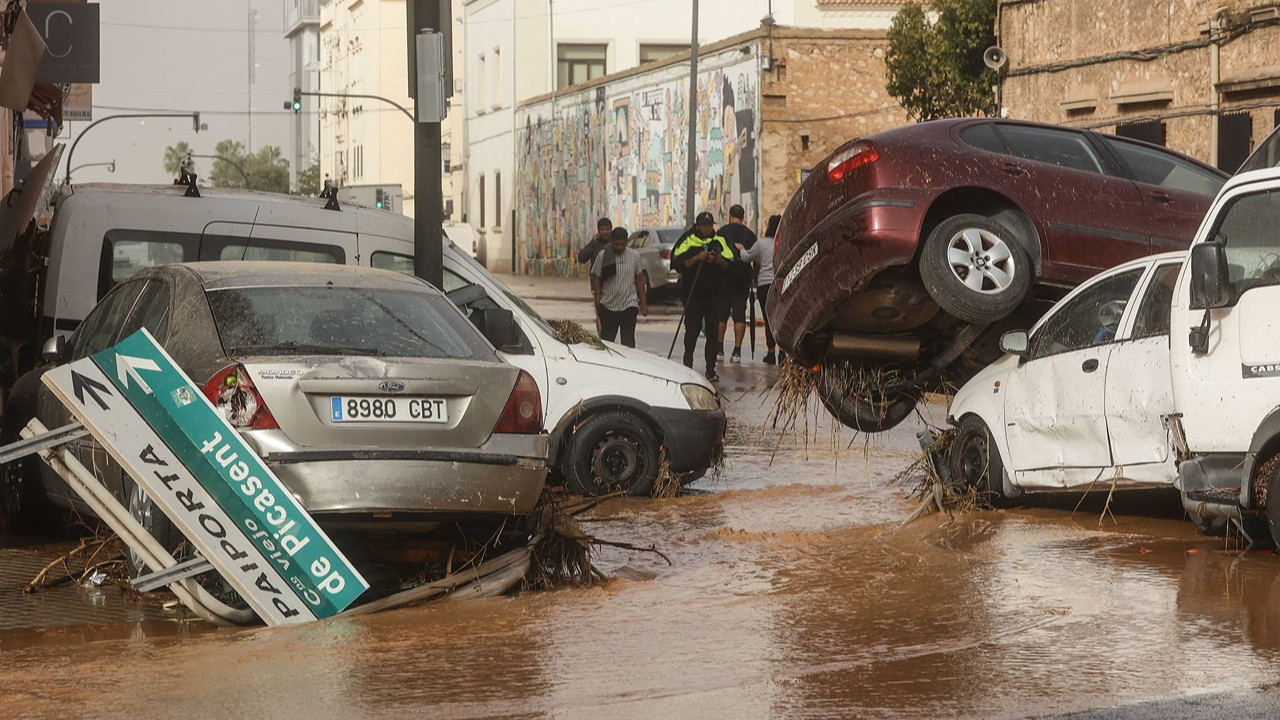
xmin=242 ymin=358 xmax=518 ymax=450
xmin=778 ymin=139 xmax=880 ymax=269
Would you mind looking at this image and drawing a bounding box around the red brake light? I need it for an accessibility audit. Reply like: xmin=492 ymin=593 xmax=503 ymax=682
xmin=827 ymin=141 xmax=878 ymax=182
xmin=658 ymin=249 xmax=671 ymax=260
xmin=202 ymin=364 xmax=278 ymax=430
xmin=493 ymin=370 xmax=542 ymax=434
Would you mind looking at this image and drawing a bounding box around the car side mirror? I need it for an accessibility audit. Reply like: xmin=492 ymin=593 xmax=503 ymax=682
xmin=478 ymin=308 xmax=520 ymax=350
xmin=42 ymin=335 xmax=68 ymax=364
xmin=999 ymin=330 xmax=1029 ymax=357
xmin=1189 ymin=241 xmax=1231 ymax=309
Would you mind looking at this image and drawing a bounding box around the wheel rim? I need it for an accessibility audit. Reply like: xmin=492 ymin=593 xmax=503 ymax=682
xmin=590 ymin=431 xmax=647 ymax=492
xmin=957 ymin=433 xmax=990 ymax=487
xmin=945 ymin=227 xmax=1017 ymax=295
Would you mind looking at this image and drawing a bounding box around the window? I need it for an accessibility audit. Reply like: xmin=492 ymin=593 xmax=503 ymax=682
xmin=557 ymin=44 xmax=606 ymax=89
xmin=1115 ymin=119 xmax=1166 ymax=146
xmin=1209 ymin=188 xmax=1280 ymax=300
xmin=628 ymin=230 xmax=651 ymax=249
xmin=1130 ymin=263 xmax=1181 ymax=340
xmin=959 ymin=123 xmax=1006 ymax=154
xmin=494 ymin=172 xmax=502 ymax=228
xmin=1029 ymin=269 xmax=1144 ymax=360
xmin=116 ymin=280 xmax=172 ymax=345
xmin=639 ymin=44 xmax=686 ymax=64
xmin=996 ymin=124 xmax=1105 ymax=175
xmin=73 ymin=280 xmax=147 ymax=359
xmin=371 ymin=251 xmax=414 ymax=275
xmin=477 ymin=53 xmax=487 ymax=112
xmin=1102 ymin=137 xmax=1226 ymax=198
xmin=492 ymin=47 xmax=501 ymax=107
xmin=479 ymin=174 xmax=486 ymax=228
xmin=1218 ymin=111 xmax=1253 ymax=173
xmin=100 ymin=232 xmax=197 ymax=300
xmin=441 ymin=142 xmax=451 ymax=175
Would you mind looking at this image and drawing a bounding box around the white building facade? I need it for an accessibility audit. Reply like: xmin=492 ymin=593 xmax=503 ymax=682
xmin=462 ymin=0 xmax=903 ymax=271
xmin=284 ymin=0 xmax=322 ymax=190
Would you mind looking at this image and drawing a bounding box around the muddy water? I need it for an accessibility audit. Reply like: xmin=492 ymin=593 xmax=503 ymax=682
xmin=3 ymin=338 xmax=1280 ymax=717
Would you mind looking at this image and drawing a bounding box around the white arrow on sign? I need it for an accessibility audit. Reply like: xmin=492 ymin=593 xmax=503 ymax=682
xmin=116 ymin=353 xmax=161 ymax=395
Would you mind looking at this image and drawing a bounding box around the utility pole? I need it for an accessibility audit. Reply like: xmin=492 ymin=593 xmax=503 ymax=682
xmin=408 ymin=0 xmax=451 ymax=290
xmin=685 ymin=0 xmax=699 ymax=227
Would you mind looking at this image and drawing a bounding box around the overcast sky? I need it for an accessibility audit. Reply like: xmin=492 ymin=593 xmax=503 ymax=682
xmin=58 ymin=0 xmax=292 ymax=185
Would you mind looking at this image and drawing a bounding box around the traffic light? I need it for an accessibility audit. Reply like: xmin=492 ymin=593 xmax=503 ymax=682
xmin=375 ymin=188 xmax=385 ymax=210
xmin=291 ymin=87 xmax=301 ymax=113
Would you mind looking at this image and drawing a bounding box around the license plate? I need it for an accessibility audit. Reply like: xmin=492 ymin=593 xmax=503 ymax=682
xmin=781 ymin=242 xmax=818 ymax=294
xmin=330 ymin=396 xmax=448 ymax=423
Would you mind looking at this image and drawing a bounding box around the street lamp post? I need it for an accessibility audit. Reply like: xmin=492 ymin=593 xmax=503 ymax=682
xmin=64 ymin=112 xmax=203 ymax=185
xmin=187 ymin=153 xmax=252 ymax=189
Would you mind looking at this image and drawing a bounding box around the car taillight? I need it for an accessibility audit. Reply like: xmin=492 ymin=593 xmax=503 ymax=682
xmin=202 ymin=364 xmax=278 ymax=430
xmin=492 ymin=369 xmax=542 ymax=434
xmin=827 ymin=141 xmax=878 ymax=182
xmin=659 ymin=249 xmax=670 ymax=260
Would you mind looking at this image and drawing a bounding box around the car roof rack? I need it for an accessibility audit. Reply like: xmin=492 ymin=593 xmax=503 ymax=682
xmin=172 ymin=167 xmax=201 ymax=198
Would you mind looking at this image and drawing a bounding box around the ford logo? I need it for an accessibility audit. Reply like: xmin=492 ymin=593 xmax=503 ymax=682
xmin=379 ymin=381 xmax=406 ymax=393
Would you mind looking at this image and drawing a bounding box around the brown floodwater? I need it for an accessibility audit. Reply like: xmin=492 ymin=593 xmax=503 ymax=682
xmin=2 ymin=344 xmax=1279 ymax=719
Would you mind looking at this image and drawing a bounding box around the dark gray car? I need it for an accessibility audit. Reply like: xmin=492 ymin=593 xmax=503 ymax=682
xmin=28 ymin=262 xmax=548 ymax=545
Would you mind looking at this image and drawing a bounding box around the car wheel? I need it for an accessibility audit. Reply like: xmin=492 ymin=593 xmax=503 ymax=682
xmin=813 ymin=359 xmax=918 ymax=433
xmin=949 ymin=415 xmax=1009 ymax=505
xmin=1266 ymin=457 xmax=1280 ymax=548
xmin=125 ymin=481 xmax=182 ymax=576
xmin=563 ymin=411 xmax=660 ymax=497
xmin=920 ymin=214 xmax=1033 ymax=324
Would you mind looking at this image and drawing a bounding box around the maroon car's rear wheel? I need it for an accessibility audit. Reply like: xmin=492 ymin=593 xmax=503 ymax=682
xmin=813 ymin=359 xmax=918 ymax=433
xmin=920 ymin=214 xmax=1032 ymax=324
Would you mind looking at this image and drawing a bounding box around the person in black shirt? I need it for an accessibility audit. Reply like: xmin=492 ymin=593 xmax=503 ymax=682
xmin=717 ymin=204 xmax=757 ymax=363
xmin=673 ymin=211 xmax=733 ymax=381
xmin=576 ymin=217 xmax=613 ymax=332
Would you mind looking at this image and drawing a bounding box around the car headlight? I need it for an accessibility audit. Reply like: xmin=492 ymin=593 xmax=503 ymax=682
xmin=681 ymin=383 xmax=719 ymax=411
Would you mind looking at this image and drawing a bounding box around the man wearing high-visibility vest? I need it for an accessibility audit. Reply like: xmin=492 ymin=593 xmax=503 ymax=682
xmin=673 ymin=211 xmax=734 ymax=382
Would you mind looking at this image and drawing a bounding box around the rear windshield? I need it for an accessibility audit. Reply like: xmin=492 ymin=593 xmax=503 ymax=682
xmin=207 ymin=286 xmax=494 ymax=359
xmin=655 ymin=229 xmax=683 ymax=245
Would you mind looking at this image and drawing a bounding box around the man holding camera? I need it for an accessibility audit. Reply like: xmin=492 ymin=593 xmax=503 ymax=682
xmin=673 ymin=211 xmax=733 ymax=381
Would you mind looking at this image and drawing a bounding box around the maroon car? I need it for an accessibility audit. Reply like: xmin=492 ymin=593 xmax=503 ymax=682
xmin=771 ymin=118 xmax=1228 ymax=432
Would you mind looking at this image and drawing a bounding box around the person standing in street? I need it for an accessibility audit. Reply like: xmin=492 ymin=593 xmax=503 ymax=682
xmin=741 ymin=213 xmax=780 ymax=364
xmin=577 ymin=217 xmax=613 ymax=332
xmin=716 ymin=204 xmax=756 ymax=364
xmin=673 ymin=211 xmax=733 ymax=381
xmin=591 ymin=226 xmax=648 ymax=347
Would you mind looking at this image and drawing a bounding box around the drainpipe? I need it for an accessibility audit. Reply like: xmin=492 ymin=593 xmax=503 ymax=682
xmin=1210 ymin=6 xmax=1227 ymax=167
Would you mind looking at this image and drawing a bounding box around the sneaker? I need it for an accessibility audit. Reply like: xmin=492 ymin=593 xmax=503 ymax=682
xmin=706 ymin=368 xmax=720 ymax=382
xmin=730 ymin=349 xmax=742 ymax=364
xmin=717 ymin=349 xmax=725 ymax=360
xmin=763 ymin=351 xmax=777 ymax=365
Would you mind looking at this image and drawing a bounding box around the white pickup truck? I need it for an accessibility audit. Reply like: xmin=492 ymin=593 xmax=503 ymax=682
xmin=947 ymin=164 xmax=1280 ymax=547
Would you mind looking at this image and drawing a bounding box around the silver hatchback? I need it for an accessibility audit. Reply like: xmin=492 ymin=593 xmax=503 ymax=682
xmin=30 ymin=262 xmax=548 ymax=541
xmin=628 ymin=225 xmax=686 ymax=292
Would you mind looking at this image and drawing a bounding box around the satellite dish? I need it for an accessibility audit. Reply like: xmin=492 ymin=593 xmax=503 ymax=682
xmin=983 ymin=46 xmax=1008 ymax=71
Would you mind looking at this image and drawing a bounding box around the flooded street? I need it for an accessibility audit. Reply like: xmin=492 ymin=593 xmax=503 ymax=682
xmin=3 ymin=303 xmax=1280 ymax=718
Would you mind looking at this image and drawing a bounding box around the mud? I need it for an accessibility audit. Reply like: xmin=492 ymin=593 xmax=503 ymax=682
xmin=2 ymin=323 xmax=1279 ymax=718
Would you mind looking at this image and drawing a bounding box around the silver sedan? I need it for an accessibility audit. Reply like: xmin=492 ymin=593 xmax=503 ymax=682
xmin=628 ymin=225 xmax=686 ymax=292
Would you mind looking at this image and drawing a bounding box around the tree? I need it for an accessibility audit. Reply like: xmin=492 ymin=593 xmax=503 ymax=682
xmin=885 ymin=0 xmax=998 ymax=122
xmin=245 ymin=145 xmax=290 ymax=194
xmin=162 ymin=141 xmax=193 ymax=175
xmin=296 ymin=162 xmax=321 ymax=196
xmin=210 ymin=139 xmax=248 ymax=188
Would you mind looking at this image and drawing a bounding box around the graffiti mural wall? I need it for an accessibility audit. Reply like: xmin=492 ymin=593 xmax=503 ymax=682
xmin=517 ymin=50 xmax=760 ymax=276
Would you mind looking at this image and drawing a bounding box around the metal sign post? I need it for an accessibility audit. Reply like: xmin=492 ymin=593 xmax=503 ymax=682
xmin=41 ymin=329 xmax=368 ymax=625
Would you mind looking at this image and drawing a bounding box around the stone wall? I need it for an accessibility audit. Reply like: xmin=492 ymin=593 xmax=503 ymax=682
xmin=1000 ymin=0 xmax=1280 ymax=167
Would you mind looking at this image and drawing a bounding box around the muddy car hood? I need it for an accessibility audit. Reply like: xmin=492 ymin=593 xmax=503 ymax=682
xmin=563 ymin=340 xmax=711 ymax=389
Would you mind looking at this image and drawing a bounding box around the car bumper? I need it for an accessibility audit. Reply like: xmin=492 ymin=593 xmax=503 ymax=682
xmin=770 ymin=196 xmax=924 ymax=361
xmin=256 ymin=433 xmax=549 ymax=516
xmin=650 ymin=407 xmax=726 ymax=473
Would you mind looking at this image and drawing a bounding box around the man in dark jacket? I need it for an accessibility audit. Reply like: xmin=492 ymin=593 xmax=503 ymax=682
xmin=673 ymin=211 xmax=733 ymax=381
xmin=716 ymin=204 xmax=757 ymax=363
xmin=577 ymin=217 xmax=613 ymax=332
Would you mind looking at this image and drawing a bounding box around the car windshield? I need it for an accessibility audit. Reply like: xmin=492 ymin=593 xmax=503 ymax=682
xmin=444 ymin=245 xmax=558 ymax=337
xmin=207 ymin=285 xmax=494 ymax=359
xmin=1237 ymin=126 xmax=1280 ymax=174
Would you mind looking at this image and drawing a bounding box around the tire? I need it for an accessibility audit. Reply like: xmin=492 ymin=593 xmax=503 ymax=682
xmin=920 ymin=214 xmax=1033 ymax=324
xmin=563 ymin=411 xmax=661 ymax=497
xmin=125 ymin=481 xmax=183 ymax=575
xmin=1266 ymin=457 xmax=1280 ymax=548
xmin=948 ymin=415 xmax=1009 ymax=506
xmin=814 ymin=359 xmax=918 ymax=433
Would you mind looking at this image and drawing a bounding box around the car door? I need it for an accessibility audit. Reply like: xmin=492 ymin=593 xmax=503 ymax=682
xmin=1002 ymin=267 xmax=1146 ymax=486
xmin=1104 ymin=260 xmax=1180 ymax=471
xmin=1098 ymin=136 xmax=1227 ymax=251
xmin=985 ymin=123 xmax=1149 ymax=284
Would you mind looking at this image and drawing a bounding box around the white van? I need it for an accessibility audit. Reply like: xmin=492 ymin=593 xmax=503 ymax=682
xmin=19 ymin=183 xmax=725 ymax=496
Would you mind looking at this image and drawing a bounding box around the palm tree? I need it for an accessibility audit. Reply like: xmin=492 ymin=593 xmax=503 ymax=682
xmin=162 ymin=141 xmax=193 ymax=174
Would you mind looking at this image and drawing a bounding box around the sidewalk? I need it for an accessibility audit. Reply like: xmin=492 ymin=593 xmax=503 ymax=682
xmin=495 ymin=271 xmax=592 ymax=302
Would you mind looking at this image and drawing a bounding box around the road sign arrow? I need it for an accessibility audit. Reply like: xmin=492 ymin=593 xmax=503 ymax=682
xmin=70 ymin=369 xmax=112 ymax=410
xmin=117 ymin=353 xmax=161 ymax=395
